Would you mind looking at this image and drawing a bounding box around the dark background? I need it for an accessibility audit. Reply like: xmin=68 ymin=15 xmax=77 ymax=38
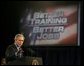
xmin=0 ymin=1 xmax=81 ymax=65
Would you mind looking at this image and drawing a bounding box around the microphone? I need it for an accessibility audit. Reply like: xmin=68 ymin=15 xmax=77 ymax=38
xmin=19 ymin=48 xmax=24 ymax=53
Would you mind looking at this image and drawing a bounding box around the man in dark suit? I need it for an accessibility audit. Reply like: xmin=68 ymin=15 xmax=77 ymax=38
xmin=5 ymin=34 xmax=25 ymax=64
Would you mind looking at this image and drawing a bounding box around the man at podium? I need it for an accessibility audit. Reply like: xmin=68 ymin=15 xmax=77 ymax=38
xmin=5 ymin=33 xmax=43 ymax=65
xmin=5 ymin=34 xmax=25 ymax=64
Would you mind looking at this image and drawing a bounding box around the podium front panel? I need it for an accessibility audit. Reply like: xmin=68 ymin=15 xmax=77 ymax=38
xmin=24 ymin=56 xmax=43 ymax=65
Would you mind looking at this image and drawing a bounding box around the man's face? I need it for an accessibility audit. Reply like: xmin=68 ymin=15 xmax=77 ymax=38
xmin=15 ymin=37 xmax=24 ymax=47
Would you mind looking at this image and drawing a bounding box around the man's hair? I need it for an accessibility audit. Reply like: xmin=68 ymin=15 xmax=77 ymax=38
xmin=14 ymin=34 xmax=25 ymax=40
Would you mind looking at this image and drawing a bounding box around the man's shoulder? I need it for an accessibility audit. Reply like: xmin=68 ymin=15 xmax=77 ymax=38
xmin=6 ymin=44 xmax=17 ymax=52
xmin=7 ymin=44 xmax=16 ymax=49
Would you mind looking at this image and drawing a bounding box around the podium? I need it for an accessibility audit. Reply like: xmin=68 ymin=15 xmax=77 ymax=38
xmin=24 ymin=56 xmax=43 ymax=65
xmin=7 ymin=56 xmax=43 ymax=65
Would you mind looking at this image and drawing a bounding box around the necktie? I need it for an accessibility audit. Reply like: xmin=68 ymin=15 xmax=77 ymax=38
xmin=17 ymin=48 xmax=23 ymax=58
